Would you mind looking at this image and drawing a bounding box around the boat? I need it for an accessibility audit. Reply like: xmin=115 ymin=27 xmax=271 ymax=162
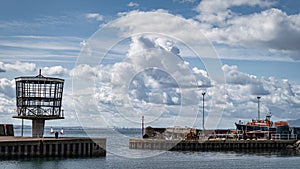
xmin=235 ymin=112 xmax=291 ymax=139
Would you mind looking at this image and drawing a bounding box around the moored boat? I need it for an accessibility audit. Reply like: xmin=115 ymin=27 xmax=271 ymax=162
xmin=235 ymin=113 xmax=291 ymax=139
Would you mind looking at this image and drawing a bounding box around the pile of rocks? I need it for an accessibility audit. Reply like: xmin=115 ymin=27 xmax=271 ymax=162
xmin=286 ymin=140 xmax=300 ymax=149
xmin=294 ymin=140 xmax=300 ymax=150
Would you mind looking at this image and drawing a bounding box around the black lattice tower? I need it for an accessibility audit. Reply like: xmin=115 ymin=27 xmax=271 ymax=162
xmin=13 ymin=70 xmax=64 ymax=138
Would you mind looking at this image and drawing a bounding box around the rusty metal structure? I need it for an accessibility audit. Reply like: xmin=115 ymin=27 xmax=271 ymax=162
xmin=13 ymin=70 xmax=64 ymax=138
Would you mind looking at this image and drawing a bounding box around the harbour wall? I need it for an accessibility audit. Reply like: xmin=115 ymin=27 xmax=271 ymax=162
xmin=129 ymin=139 xmax=297 ymax=151
xmin=0 ymin=137 xmax=106 ymax=158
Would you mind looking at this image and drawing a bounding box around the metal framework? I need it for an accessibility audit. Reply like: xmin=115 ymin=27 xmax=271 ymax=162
xmin=13 ymin=71 xmax=64 ymax=120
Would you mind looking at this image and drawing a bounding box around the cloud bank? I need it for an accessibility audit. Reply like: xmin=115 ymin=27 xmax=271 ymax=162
xmin=71 ymin=29 xmax=300 ymax=128
xmin=195 ymin=0 xmax=300 ymax=60
xmin=1 ymin=1 xmax=300 ymax=128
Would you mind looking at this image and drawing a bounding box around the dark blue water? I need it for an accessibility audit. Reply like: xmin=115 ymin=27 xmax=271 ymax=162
xmin=1 ymin=127 xmax=299 ymax=169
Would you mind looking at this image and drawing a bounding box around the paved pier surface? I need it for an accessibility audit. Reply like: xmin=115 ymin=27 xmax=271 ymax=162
xmin=129 ymin=139 xmax=297 ymax=151
xmin=0 ymin=136 xmax=106 ymax=158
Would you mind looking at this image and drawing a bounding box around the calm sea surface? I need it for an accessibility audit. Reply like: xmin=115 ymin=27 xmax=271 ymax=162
xmin=1 ymin=127 xmax=299 ymax=169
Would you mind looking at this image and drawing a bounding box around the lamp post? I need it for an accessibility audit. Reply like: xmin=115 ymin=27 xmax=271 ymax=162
xmin=142 ymin=116 xmax=144 ymax=138
xmin=257 ymin=96 xmax=261 ymax=120
xmin=202 ymin=92 xmax=206 ymax=133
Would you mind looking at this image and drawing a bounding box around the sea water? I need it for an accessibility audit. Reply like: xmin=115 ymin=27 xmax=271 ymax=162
xmin=1 ymin=127 xmax=299 ymax=169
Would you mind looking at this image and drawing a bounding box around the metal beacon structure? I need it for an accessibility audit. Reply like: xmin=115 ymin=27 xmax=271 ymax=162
xmin=13 ymin=70 xmax=64 ymax=138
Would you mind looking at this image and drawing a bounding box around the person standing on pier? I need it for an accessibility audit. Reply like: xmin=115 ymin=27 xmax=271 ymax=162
xmin=50 ymin=127 xmax=64 ymax=138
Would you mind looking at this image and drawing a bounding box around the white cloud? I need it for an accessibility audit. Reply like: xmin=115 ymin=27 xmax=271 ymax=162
xmin=175 ymin=0 xmax=197 ymax=3
xmin=72 ymin=33 xmax=213 ymax=127
xmin=127 ymin=2 xmax=139 ymax=8
xmin=0 ymin=61 xmax=36 ymax=73
xmin=209 ymin=9 xmax=300 ymax=49
xmin=2 ymin=6 xmax=297 ymax=128
xmin=195 ymin=0 xmax=274 ymax=26
xmin=0 ymin=78 xmax=15 ymax=98
xmin=192 ymin=67 xmax=211 ymax=87
xmin=0 ymin=36 xmax=81 ymax=65
xmin=219 ymin=64 xmax=300 ymax=125
xmin=85 ymin=13 xmax=104 ymax=21
xmin=42 ymin=66 xmax=68 ymax=76
xmin=70 ymin=64 xmax=99 ymax=81
xmin=195 ymin=0 xmax=300 ymax=60
xmin=111 ymin=10 xmax=210 ymax=45
xmin=222 ymin=64 xmax=271 ymax=96
xmin=0 ymin=96 xmax=16 ymax=124
xmin=0 ymin=36 xmax=81 ymax=51
xmin=1 ymin=59 xmax=299 ymax=128
xmin=0 ymin=67 xmax=5 ymax=72
xmin=222 ymin=64 xmax=257 ymax=85
xmin=109 ymin=9 xmax=300 ymax=61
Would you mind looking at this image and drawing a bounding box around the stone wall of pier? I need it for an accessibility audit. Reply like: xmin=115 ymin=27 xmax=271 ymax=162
xmin=0 ymin=137 xmax=106 ymax=158
xmin=129 ymin=139 xmax=297 ymax=151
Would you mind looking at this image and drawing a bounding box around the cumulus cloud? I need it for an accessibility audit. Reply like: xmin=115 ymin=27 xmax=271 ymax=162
xmin=195 ymin=0 xmax=274 ymax=26
xmin=41 ymin=66 xmax=68 ymax=76
xmin=0 ymin=68 xmax=6 ymax=73
xmin=0 ymin=64 xmax=5 ymax=72
xmin=127 ymin=2 xmax=139 ymax=8
xmin=195 ymin=0 xmax=300 ymax=60
xmin=67 ymin=8 xmax=300 ymax=128
xmin=219 ymin=64 xmax=300 ymax=126
xmin=1 ymin=60 xmax=299 ymax=128
xmin=110 ymin=10 xmax=213 ymax=49
xmin=73 ymin=10 xmax=300 ymax=128
xmin=0 ymin=61 xmax=36 ymax=73
xmin=0 ymin=96 xmax=15 ymax=123
xmin=192 ymin=67 xmax=211 ymax=87
xmin=70 ymin=64 xmax=99 ymax=80
xmin=72 ymin=33 xmax=214 ymax=127
xmin=0 ymin=78 xmax=15 ymax=98
xmin=0 ymin=79 xmax=16 ymax=126
xmin=222 ymin=64 xmax=257 ymax=85
xmin=107 ymin=3 xmax=300 ymax=61
xmin=127 ymin=35 xmax=180 ymax=57
xmin=176 ymin=0 xmax=197 ymax=3
xmin=222 ymin=64 xmax=271 ymax=96
xmin=109 ymin=35 xmax=202 ymax=109
xmin=85 ymin=13 xmax=104 ymax=21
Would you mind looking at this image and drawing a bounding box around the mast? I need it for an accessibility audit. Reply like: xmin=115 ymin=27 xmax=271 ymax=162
xmin=257 ymin=96 xmax=261 ymax=120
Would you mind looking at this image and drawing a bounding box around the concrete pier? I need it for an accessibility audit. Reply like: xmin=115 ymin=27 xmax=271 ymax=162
xmin=0 ymin=137 xmax=106 ymax=158
xmin=129 ymin=139 xmax=297 ymax=151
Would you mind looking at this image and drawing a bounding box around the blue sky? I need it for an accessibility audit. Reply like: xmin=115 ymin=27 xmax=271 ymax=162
xmin=0 ymin=0 xmax=300 ymax=129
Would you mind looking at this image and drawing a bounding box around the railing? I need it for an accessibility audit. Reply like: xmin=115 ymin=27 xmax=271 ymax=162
xmin=16 ymin=107 xmax=64 ymax=118
xmin=271 ymin=134 xmax=297 ymax=140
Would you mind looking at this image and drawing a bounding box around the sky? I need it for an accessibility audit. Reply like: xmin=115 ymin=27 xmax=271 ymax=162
xmin=0 ymin=0 xmax=300 ymax=129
